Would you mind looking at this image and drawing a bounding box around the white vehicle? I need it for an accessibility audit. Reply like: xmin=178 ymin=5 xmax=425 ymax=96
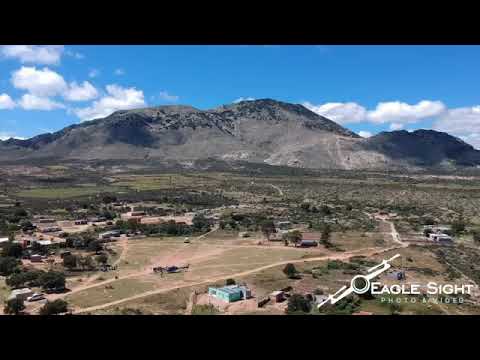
xmin=184 ymin=237 xmax=190 ymax=243
xmin=27 ymin=293 xmax=45 ymax=302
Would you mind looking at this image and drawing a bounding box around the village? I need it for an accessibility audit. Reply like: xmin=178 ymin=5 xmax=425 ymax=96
xmin=2 ymin=182 xmax=473 ymax=316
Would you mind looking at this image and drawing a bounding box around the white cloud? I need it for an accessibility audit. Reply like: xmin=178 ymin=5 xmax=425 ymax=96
xmin=63 ymin=81 xmax=98 ymax=102
xmin=1 ymin=45 xmax=64 ymax=65
xmin=367 ymin=100 xmax=446 ymax=124
xmin=89 ymin=69 xmax=100 ymax=78
xmin=18 ymin=94 xmax=65 ymax=111
xmin=0 ymin=93 xmax=16 ymax=109
xmin=433 ymin=106 xmax=480 ymax=148
xmin=74 ymin=84 xmax=146 ymax=121
xmin=114 ymin=68 xmax=125 ymax=76
xmin=11 ymin=66 xmax=67 ymax=97
xmin=304 ymin=99 xmax=447 ymax=131
xmin=303 ymin=101 xmax=367 ymax=124
xmin=65 ymin=49 xmax=84 ymax=59
xmin=0 ymin=132 xmax=26 ymax=141
xmin=233 ymin=97 xmax=255 ymax=103
xmin=159 ymin=90 xmax=179 ymax=102
xmin=389 ymin=123 xmax=404 ymax=131
xmin=358 ymin=131 xmax=373 ymax=138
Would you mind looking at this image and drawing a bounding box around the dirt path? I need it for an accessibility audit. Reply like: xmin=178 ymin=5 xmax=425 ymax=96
xmin=388 ymin=220 xmax=408 ymax=247
xmin=268 ymin=184 xmax=284 ymax=196
xmin=45 ymin=227 xmax=222 ymax=305
xmin=73 ymin=244 xmax=402 ymax=314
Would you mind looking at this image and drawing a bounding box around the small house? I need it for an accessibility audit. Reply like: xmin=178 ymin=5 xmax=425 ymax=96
xmin=98 ymin=230 xmax=121 ymax=241
xmin=8 ymin=288 xmax=34 ymax=301
xmin=30 ymin=254 xmax=43 ymax=263
xmin=208 ymin=285 xmax=251 ymax=303
xmin=269 ymin=291 xmax=285 ymax=303
xmin=74 ymin=219 xmax=88 ymax=225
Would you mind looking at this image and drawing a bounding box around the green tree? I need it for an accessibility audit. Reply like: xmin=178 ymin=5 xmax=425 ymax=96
xmin=260 ymin=219 xmax=276 ymax=240
xmin=62 ymin=254 xmax=78 ymax=270
xmin=282 ymin=230 xmax=302 ymax=245
xmin=2 ymin=242 xmax=23 ymax=258
xmin=96 ymin=254 xmax=108 ymax=265
xmin=39 ymin=271 xmax=66 ymax=291
xmin=87 ymin=240 xmax=103 ymax=253
xmin=0 ymin=257 xmax=20 ymax=276
xmin=321 ymin=224 xmax=332 ymax=247
xmin=20 ymin=220 xmax=35 ymax=232
xmin=39 ymin=299 xmax=68 ymax=315
xmin=283 ymin=263 xmax=299 ymax=279
xmin=287 ymin=294 xmax=311 ymax=314
xmin=472 ymin=230 xmax=480 ymax=244
xmin=192 ymin=214 xmax=211 ymax=232
xmin=6 ymin=270 xmax=44 ymax=288
xmin=4 ymin=298 xmax=25 ymax=315
xmin=79 ymin=256 xmax=95 ymax=271
xmin=451 ymin=219 xmax=466 ymax=236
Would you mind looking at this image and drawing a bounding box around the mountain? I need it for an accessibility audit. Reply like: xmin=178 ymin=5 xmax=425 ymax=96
xmin=1 ymin=99 xmax=478 ymax=171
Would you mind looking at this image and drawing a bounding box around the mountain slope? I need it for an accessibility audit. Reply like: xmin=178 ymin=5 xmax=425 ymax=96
xmin=0 ymin=99 xmax=478 ymax=171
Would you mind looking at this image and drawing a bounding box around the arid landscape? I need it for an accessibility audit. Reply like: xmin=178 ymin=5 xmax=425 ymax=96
xmin=2 ymin=162 xmax=480 ymax=315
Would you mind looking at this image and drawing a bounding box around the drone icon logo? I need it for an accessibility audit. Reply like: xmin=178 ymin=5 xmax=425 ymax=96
xmin=317 ymin=254 xmax=401 ymax=308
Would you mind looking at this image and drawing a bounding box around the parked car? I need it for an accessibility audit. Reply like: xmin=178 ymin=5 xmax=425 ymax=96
xmin=27 ymin=293 xmax=45 ymax=302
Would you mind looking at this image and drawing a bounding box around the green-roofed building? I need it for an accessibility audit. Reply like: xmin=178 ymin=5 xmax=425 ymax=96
xmin=208 ymin=285 xmax=251 ymax=303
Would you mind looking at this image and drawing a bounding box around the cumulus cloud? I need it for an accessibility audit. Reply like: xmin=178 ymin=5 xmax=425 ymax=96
xmin=358 ymin=131 xmax=373 ymax=138
xmin=0 ymin=132 xmax=26 ymax=141
xmin=1 ymin=45 xmax=64 ymax=65
xmin=73 ymin=84 xmax=146 ymax=121
xmin=433 ymin=106 xmax=480 ymax=149
xmin=303 ymin=101 xmax=367 ymax=124
xmin=158 ymin=91 xmax=179 ymax=102
xmin=0 ymin=93 xmax=16 ymax=109
xmin=63 ymin=81 xmax=98 ymax=101
xmin=233 ymin=97 xmax=255 ymax=103
xmin=367 ymin=100 xmax=446 ymax=124
xmin=304 ymin=99 xmax=447 ymax=129
xmin=389 ymin=123 xmax=404 ymax=131
xmin=114 ymin=68 xmax=125 ymax=76
xmin=18 ymin=94 xmax=65 ymax=110
xmin=11 ymin=66 xmax=67 ymax=97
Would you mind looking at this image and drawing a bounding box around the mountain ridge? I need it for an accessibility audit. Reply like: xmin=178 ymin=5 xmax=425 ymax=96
xmin=0 ymin=99 xmax=477 ymax=171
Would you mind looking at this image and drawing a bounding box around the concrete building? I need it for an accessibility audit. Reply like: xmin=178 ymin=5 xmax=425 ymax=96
xmin=121 ymin=211 xmax=146 ymax=222
xmin=208 ymin=285 xmax=251 ymax=303
xmin=8 ymin=288 xmax=34 ymax=301
xmin=98 ymin=230 xmax=121 ymax=241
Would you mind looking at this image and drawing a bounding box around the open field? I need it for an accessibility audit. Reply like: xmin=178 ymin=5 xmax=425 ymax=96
xmin=16 ymin=185 xmax=125 ymax=199
xmin=3 ymin=167 xmax=480 ymax=315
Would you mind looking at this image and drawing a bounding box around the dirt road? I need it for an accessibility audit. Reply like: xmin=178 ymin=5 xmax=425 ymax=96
xmin=268 ymin=184 xmax=284 ymax=196
xmin=73 ymin=244 xmax=402 ymax=314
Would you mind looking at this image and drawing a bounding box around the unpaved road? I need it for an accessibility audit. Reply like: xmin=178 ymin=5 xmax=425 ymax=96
xmin=268 ymin=184 xmax=284 ymax=196
xmin=41 ymin=226 xmax=221 ymax=306
xmin=73 ymin=244 xmax=403 ymax=314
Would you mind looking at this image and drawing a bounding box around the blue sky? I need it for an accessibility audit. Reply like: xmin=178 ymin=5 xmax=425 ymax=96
xmin=1 ymin=45 xmax=480 ymax=147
